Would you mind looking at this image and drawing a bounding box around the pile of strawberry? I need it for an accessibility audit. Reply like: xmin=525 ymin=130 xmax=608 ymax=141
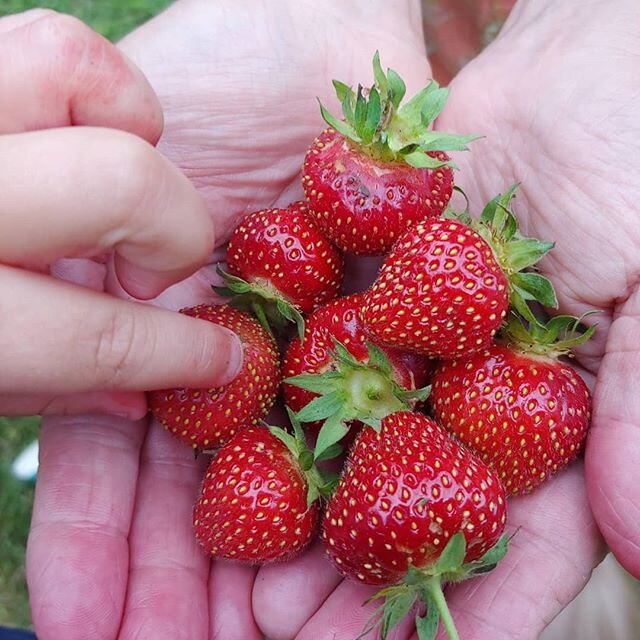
xmin=148 ymin=53 xmax=594 ymax=640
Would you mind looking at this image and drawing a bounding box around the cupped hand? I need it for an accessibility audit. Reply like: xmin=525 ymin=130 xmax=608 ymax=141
xmin=437 ymin=0 xmax=640 ymax=581
xmin=27 ymin=1 xmax=617 ymax=639
xmin=27 ymin=2 xmax=429 ymax=639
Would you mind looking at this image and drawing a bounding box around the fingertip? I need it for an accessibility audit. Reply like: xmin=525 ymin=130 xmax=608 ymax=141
xmin=252 ymin=544 xmax=342 ymax=640
xmin=207 ymin=326 xmax=244 ymax=386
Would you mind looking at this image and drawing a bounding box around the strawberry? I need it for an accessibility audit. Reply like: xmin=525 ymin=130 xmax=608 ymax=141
xmin=216 ymin=202 xmax=344 ymax=337
xmin=148 ymin=304 xmax=281 ymax=450
xmin=323 ymin=410 xmax=508 ymax=639
xmin=284 ymin=294 xmax=431 ymax=459
xmin=193 ymin=417 xmax=331 ymax=563
xmin=361 ymin=187 xmax=557 ymax=358
xmin=284 ymin=293 xmax=432 ymax=414
xmin=431 ymin=314 xmax=594 ymax=494
xmin=303 ymin=52 xmax=476 ymax=255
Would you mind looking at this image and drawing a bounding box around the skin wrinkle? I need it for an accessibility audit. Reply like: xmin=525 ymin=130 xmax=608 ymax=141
xmin=29 ymin=529 xmax=129 ymax=640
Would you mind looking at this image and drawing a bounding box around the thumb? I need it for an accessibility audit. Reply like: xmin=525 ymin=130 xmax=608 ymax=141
xmin=586 ymin=283 xmax=640 ymax=577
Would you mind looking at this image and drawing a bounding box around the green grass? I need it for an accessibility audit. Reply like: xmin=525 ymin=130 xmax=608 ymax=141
xmin=0 ymin=1 xmax=171 ymax=628
xmin=0 ymin=0 xmax=173 ymax=41
xmin=0 ymin=417 xmax=40 ymax=629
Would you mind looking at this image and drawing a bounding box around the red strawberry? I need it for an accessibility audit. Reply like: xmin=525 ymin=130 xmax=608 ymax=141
xmin=323 ymin=410 xmax=508 ymax=638
xmin=284 ymin=293 xmax=431 ymax=415
xmin=193 ymin=423 xmax=324 ymax=563
xmin=148 ymin=304 xmax=281 ymax=449
xmin=361 ymin=188 xmax=557 ymax=358
xmin=217 ymin=202 xmax=344 ymax=336
xmin=284 ymin=294 xmax=431 ymax=458
xmin=430 ymin=314 xmax=594 ymax=494
xmin=303 ymin=52 xmax=476 ymax=255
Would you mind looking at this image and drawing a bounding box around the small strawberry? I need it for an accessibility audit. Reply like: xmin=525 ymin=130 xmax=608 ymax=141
xmin=323 ymin=410 xmax=508 ymax=639
xmin=430 ymin=313 xmax=595 ymax=494
xmin=284 ymin=293 xmax=432 ymax=413
xmin=148 ymin=304 xmax=281 ymax=449
xmin=361 ymin=187 xmax=557 ymax=358
xmin=216 ymin=202 xmax=344 ymax=337
xmin=284 ymin=294 xmax=431 ymax=459
xmin=193 ymin=414 xmax=333 ymax=563
xmin=303 ymin=52 xmax=476 ymax=255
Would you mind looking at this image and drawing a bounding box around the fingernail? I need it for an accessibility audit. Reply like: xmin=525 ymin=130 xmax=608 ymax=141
xmin=216 ymin=329 xmax=244 ymax=386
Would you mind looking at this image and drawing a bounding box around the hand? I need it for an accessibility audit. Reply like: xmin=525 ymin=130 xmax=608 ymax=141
xmin=26 ymin=1 xmax=616 ymax=639
xmin=26 ymin=2 xmax=429 ymax=639
xmin=0 ymin=9 xmax=242 ymax=421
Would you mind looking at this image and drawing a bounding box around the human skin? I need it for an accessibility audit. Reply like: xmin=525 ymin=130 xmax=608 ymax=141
xmin=0 ymin=10 xmax=244 ymax=419
xmin=23 ymin=0 xmax=640 ymax=639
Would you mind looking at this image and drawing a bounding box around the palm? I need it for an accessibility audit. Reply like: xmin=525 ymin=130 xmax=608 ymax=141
xmin=27 ymin=2 xmax=428 ymax=639
xmin=439 ymin=0 xmax=640 ymax=587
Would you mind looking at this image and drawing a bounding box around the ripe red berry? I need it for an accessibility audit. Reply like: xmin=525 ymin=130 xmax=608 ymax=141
xmin=431 ymin=336 xmax=592 ymax=495
xmin=361 ymin=188 xmax=557 ymax=359
xmin=222 ymin=202 xmax=344 ymax=325
xmin=303 ymin=52 xmax=476 ymax=255
xmin=322 ymin=410 xmax=508 ymax=639
xmin=284 ymin=294 xmax=432 ymax=458
xmin=304 ymin=128 xmax=453 ymax=255
xmin=283 ymin=293 xmax=429 ymax=416
xmin=193 ymin=426 xmax=318 ymax=563
xmin=323 ymin=411 xmax=507 ymax=585
xmin=148 ymin=304 xmax=281 ymax=449
xmin=361 ymin=218 xmax=509 ymax=358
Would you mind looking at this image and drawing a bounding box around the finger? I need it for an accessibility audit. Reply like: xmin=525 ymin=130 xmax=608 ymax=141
xmin=0 ymin=10 xmax=162 ymax=141
xmin=295 ymin=579 xmax=416 ymax=640
xmin=0 ymin=127 xmax=215 ymax=299
xmin=425 ymin=464 xmax=603 ymax=640
xmin=0 ymin=390 xmax=146 ymax=420
xmin=208 ymin=561 xmax=262 ymax=640
xmin=586 ymin=286 xmax=640 ymax=577
xmin=0 ymin=8 xmax=53 ymax=34
xmin=118 ymin=424 xmax=210 ymax=640
xmin=0 ymin=267 xmax=242 ymax=394
xmin=252 ymin=541 xmax=343 ymax=639
xmin=26 ymin=415 xmax=146 ymax=640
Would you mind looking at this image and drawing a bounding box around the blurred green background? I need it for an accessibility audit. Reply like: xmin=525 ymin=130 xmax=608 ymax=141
xmin=0 ymin=0 xmax=171 ymax=40
xmin=0 ymin=1 xmax=172 ymax=629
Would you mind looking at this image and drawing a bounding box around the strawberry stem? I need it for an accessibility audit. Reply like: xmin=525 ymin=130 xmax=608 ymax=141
xmin=424 ymin=577 xmax=459 ymax=640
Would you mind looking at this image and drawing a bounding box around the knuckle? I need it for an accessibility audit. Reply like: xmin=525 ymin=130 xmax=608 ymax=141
xmin=96 ymin=131 xmax=161 ymax=227
xmin=35 ymin=12 xmax=95 ymax=59
xmin=93 ymin=305 xmax=148 ymax=388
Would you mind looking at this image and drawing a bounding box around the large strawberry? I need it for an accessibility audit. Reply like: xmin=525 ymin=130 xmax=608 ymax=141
xmin=284 ymin=294 xmax=431 ymax=459
xmin=323 ymin=410 xmax=508 ymax=639
xmin=193 ymin=415 xmax=333 ymax=563
xmin=148 ymin=304 xmax=281 ymax=449
xmin=430 ymin=314 xmax=594 ymax=494
xmin=303 ymin=52 xmax=476 ymax=255
xmin=216 ymin=202 xmax=344 ymax=337
xmin=361 ymin=187 xmax=557 ymax=358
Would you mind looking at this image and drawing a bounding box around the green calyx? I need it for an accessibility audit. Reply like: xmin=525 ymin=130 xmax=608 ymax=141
xmin=359 ymin=533 xmax=510 ymax=640
xmin=268 ymin=408 xmax=338 ymax=508
xmin=501 ymin=311 xmax=597 ymax=359
xmin=286 ymin=341 xmax=430 ymax=461
xmin=319 ymin=51 xmax=478 ymax=168
xmin=468 ymin=185 xmax=558 ymax=326
xmin=213 ymin=265 xmax=305 ymax=340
